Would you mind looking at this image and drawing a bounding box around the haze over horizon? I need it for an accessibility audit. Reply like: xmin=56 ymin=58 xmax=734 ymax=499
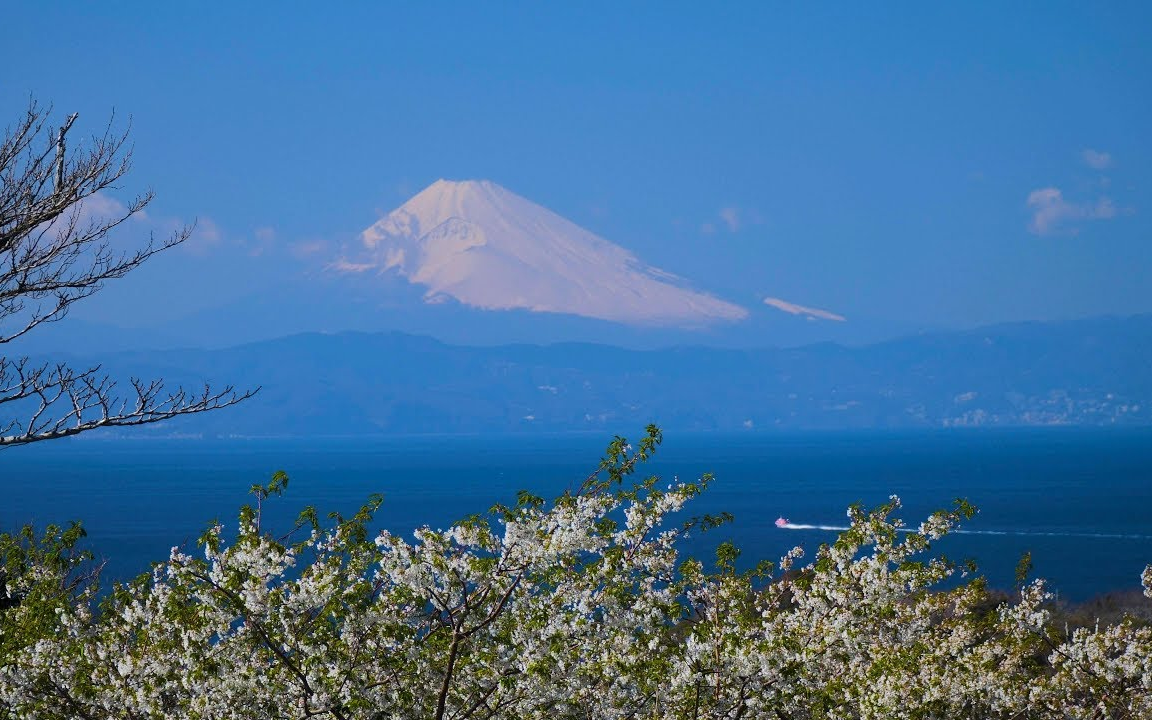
xmin=1 ymin=4 xmax=1149 ymax=349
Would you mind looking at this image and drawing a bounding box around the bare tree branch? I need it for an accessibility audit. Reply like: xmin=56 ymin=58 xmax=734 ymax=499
xmin=0 ymin=99 xmax=252 ymax=447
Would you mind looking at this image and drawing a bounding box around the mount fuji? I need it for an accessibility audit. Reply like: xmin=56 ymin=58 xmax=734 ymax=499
xmin=62 ymin=179 xmax=882 ymax=352
xmin=335 ymin=179 xmax=748 ymax=327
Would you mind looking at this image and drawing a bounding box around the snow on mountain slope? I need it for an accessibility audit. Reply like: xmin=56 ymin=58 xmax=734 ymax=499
xmin=339 ymin=179 xmax=748 ymax=327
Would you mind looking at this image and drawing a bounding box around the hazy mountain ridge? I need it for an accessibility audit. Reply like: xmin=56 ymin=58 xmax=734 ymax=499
xmin=39 ymin=314 xmax=1151 ymax=438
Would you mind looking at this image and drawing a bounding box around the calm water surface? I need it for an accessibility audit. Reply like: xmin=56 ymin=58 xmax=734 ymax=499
xmin=2 ymin=429 xmax=1150 ymax=601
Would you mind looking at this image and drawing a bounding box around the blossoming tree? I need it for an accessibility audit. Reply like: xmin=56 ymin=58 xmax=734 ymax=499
xmin=2 ymin=425 xmax=1150 ymax=719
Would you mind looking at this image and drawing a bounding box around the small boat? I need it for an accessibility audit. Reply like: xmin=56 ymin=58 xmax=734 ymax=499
xmin=774 ymin=517 xmax=789 ymax=528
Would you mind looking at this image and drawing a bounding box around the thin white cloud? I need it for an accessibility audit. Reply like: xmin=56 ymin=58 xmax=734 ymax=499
xmin=1027 ymin=187 xmax=1117 ymax=235
xmin=58 ymin=196 xmax=287 ymax=261
xmin=74 ymin=192 xmax=132 ymax=224
xmin=708 ymin=206 xmax=765 ymax=234
xmin=184 ymin=217 xmax=223 ymax=255
xmin=718 ymin=206 xmax=741 ymax=232
xmin=1082 ymin=149 xmax=1113 ymax=170
xmin=183 ymin=217 xmax=289 ymax=258
xmin=288 ymin=239 xmax=328 ymax=259
xmin=38 ymin=191 xmax=148 ymax=236
xmin=74 ymin=197 xmax=217 ymax=256
xmin=763 ymin=296 xmax=846 ymax=322
xmin=247 ymin=226 xmax=277 ymax=256
xmin=329 ymin=259 xmax=376 ymax=273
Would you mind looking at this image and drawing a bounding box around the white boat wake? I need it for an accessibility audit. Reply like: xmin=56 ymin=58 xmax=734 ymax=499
xmin=775 ymin=521 xmax=1152 ymax=541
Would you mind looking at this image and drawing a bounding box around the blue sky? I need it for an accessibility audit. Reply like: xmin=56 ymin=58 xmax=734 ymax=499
xmin=2 ymin=3 xmax=1149 ymax=337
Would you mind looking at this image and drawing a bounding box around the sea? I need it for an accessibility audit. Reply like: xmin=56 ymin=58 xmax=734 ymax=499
xmin=2 ymin=428 xmax=1150 ymax=603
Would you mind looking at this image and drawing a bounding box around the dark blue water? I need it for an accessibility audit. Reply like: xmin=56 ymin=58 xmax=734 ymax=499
xmin=2 ymin=429 xmax=1150 ymax=601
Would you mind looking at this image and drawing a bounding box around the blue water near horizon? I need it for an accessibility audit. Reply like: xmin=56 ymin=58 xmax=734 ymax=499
xmin=2 ymin=428 xmax=1151 ymax=602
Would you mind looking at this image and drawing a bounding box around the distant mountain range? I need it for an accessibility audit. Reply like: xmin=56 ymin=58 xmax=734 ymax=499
xmin=37 ymin=313 xmax=1152 ymax=438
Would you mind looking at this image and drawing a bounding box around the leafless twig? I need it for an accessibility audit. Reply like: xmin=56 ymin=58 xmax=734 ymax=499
xmin=0 ymin=99 xmax=252 ymax=446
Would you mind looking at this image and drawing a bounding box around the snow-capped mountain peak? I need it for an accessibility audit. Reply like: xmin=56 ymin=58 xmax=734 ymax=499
xmin=342 ymin=179 xmax=748 ymax=327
